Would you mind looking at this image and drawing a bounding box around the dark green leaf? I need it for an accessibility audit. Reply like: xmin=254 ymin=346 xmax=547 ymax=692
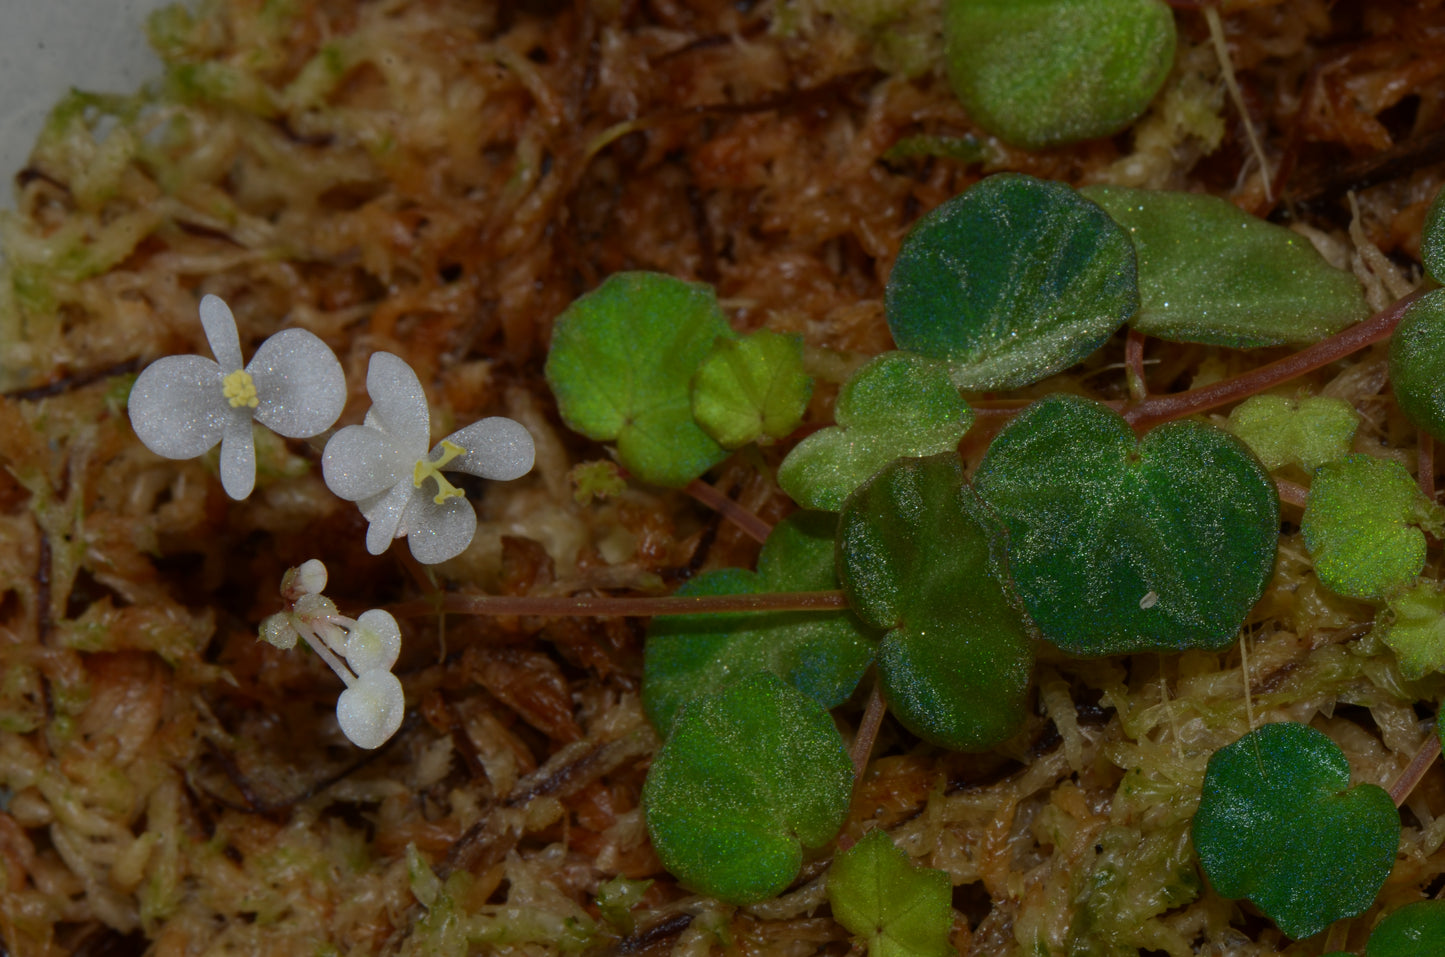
xmin=1082 ymin=185 xmax=1368 ymax=347
xmin=1423 ymin=187 xmax=1445 ymax=284
xmin=643 ymin=512 xmax=877 ymax=737
xmin=1301 ymin=454 xmax=1443 ymax=601
xmin=1389 ymin=290 xmax=1445 ymax=443
xmin=837 ymin=453 xmax=1034 ymax=751
xmin=943 ymin=0 xmax=1176 ymax=149
xmin=974 ymin=394 xmax=1278 ymax=656
xmin=1366 ymin=901 xmax=1445 ymax=957
xmin=642 ymin=673 xmax=854 ymax=904
xmin=827 ymin=830 xmax=953 ymax=957
xmin=778 ymin=351 xmax=973 ymax=511
xmin=886 ymin=174 xmax=1137 ymax=389
xmin=544 ymin=272 xmax=735 ymax=487
xmin=1192 ymin=721 xmax=1400 ymax=941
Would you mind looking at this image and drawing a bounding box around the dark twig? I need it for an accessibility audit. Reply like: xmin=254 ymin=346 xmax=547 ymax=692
xmin=3 ymin=358 xmax=141 ymax=402
xmin=393 ymin=589 xmax=846 ymax=620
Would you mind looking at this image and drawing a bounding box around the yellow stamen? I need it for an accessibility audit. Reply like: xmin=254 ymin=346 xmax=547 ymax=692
xmin=222 ymin=369 xmax=259 ymax=409
xmin=413 ymin=439 xmax=467 ymax=505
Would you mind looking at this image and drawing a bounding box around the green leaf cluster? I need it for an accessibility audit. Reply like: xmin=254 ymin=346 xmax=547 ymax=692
xmin=827 ymin=830 xmax=953 ymax=957
xmin=1226 ymin=394 xmax=1359 ymax=472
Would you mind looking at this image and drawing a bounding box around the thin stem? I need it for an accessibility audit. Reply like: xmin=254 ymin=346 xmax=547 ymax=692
xmin=1125 ymin=328 xmax=1148 ymax=401
xmin=393 ymin=589 xmax=849 ymax=620
xmin=684 ymin=478 xmax=772 ymax=544
xmin=850 ymin=684 xmax=887 ymax=780
xmin=297 ymin=624 xmax=355 ymax=687
xmin=1275 ymin=478 xmax=1309 ymax=508
xmin=1122 ymin=291 xmax=1424 ymax=431
xmin=1420 ymin=434 xmax=1436 ymax=501
xmin=1388 ymin=734 xmax=1441 ymax=808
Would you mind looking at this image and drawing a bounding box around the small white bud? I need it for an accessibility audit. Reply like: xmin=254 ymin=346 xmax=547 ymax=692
xmin=295 ymin=559 xmax=328 ymax=596
xmin=347 ymin=609 xmax=402 ymax=674
xmin=336 ymin=670 xmax=405 ymax=749
xmin=260 ymin=613 xmax=299 ymax=650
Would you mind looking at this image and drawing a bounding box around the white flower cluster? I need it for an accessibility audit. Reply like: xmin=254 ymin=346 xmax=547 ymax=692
xmin=128 ymin=294 xmax=539 ymax=747
xmin=260 ymin=560 xmax=405 ymax=749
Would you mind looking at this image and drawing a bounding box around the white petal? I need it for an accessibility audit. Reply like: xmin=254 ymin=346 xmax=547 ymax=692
xmin=249 ymin=329 xmax=347 ymax=438
xmin=365 ymin=352 xmax=430 ymax=458
xmin=364 ymin=481 xmax=413 ymax=555
xmin=335 ymin=669 xmax=405 ymax=749
xmin=445 ymin=417 xmax=536 ymax=482
xmin=404 ymin=492 xmax=478 ymax=565
xmin=199 ymin=294 xmax=244 ymax=371
xmin=128 ymin=355 xmax=228 ymax=459
xmin=295 ymin=559 xmax=328 ymax=596
xmin=323 ymin=424 xmax=409 ymax=501
xmin=219 ymin=411 xmax=256 ymax=499
xmin=347 ymin=609 xmax=401 ymax=673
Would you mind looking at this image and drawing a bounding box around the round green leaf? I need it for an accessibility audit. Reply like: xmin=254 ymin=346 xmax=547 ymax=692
xmin=778 ymin=351 xmax=974 ymax=512
xmin=827 ymin=830 xmax=953 ymax=957
xmin=1082 ymin=185 xmax=1369 ymax=348
xmin=1301 ymin=454 xmax=1442 ymax=601
xmin=1422 ymin=187 xmax=1445 ymax=283
xmin=1376 ymin=581 xmax=1445 ymax=681
xmin=837 ymin=453 xmax=1034 ymax=751
xmin=544 ymin=272 xmax=735 ymax=487
xmin=943 ymin=0 xmax=1176 ymax=150
xmin=1192 ymin=721 xmax=1400 ymax=941
xmin=642 ymin=672 xmax=854 ymax=904
xmin=885 ymin=174 xmax=1137 ymax=390
xmin=1226 ymin=394 xmax=1360 ymax=472
xmin=1389 ymin=289 xmax=1445 ymax=443
xmin=974 ymin=394 xmax=1278 ymax=656
xmin=644 ymin=512 xmax=877 ymax=737
xmin=1367 ymin=901 xmax=1445 ymax=957
xmin=691 ymin=330 xmax=812 ymax=449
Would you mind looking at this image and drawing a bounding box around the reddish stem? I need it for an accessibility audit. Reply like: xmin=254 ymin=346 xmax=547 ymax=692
xmin=393 ymin=589 xmax=848 ymax=620
xmin=850 ymin=684 xmax=887 ymax=779
xmin=1275 ymin=478 xmax=1309 ymax=509
xmin=683 ymin=478 xmax=773 ymax=544
xmin=1121 ymin=291 xmax=1424 ymax=431
xmin=1125 ymin=328 xmax=1149 ymax=401
xmin=1420 ymin=434 xmax=1436 ymax=501
xmin=1388 ymin=735 xmax=1441 ymax=808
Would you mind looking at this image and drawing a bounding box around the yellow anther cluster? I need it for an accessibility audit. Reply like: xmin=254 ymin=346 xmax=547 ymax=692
xmin=222 ymin=369 xmax=260 ymax=408
xmin=413 ymin=439 xmax=467 ymax=504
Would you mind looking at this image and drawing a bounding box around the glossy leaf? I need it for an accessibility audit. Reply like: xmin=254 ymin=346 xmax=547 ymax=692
xmin=885 ymin=174 xmax=1137 ymax=390
xmin=1376 ymin=581 xmax=1445 ymax=680
xmin=642 ymin=673 xmax=853 ymax=904
xmin=1082 ymin=185 xmax=1368 ymax=347
xmin=644 ymin=512 xmax=877 ymax=737
xmin=1423 ymin=187 xmax=1445 ymax=283
xmin=1302 ymin=454 xmax=1443 ymax=601
xmin=943 ymin=0 xmax=1175 ymax=149
xmin=1388 ymin=290 xmax=1445 ymax=443
xmin=827 ymin=830 xmax=953 ymax=957
xmin=1192 ymin=721 xmax=1400 ymax=941
xmin=1366 ymin=901 xmax=1445 ymax=957
xmin=1226 ymin=394 xmax=1359 ymax=472
xmin=545 ymin=272 xmax=735 ymax=487
xmin=974 ymin=394 xmax=1278 ymax=656
xmin=837 ymin=453 xmax=1034 ymax=751
xmin=778 ymin=352 xmax=973 ymax=511
xmin=691 ymin=330 xmax=812 ymax=449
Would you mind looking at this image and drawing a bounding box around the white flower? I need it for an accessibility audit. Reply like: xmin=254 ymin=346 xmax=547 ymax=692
xmin=128 ymin=294 xmax=346 ymax=499
xmin=322 ymin=352 xmax=536 ymax=564
xmin=260 ymin=559 xmax=405 ymax=750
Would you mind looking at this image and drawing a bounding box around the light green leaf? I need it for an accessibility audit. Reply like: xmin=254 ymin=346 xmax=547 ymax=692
xmin=828 ymin=830 xmax=953 ymax=957
xmin=545 ymin=272 xmax=736 ymax=487
xmin=1081 ymin=185 xmax=1369 ymax=347
xmin=691 ymin=330 xmax=812 ymax=449
xmin=943 ymin=0 xmax=1176 ymax=149
xmin=1302 ymin=454 xmax=1444 ymax=601
xmin=778 ymin=352 xmax=973 ymax=512
xmin=1226 ymin=394 xmax=1360 ymax=472
xmin=1377 ymin=581 xmax=1445 ymax=680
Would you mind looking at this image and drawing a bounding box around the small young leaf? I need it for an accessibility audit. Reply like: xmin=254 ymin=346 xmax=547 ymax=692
xmin=827 ymin=830 xmax=953 ymax=957
xmin=1375 ymin=580 xmax=1445 ymax=680
xmin=942 ymin=0 xmax=1176 ymax=150
xmin=1388 ymin=289 xmax=1445 ymax=443
xmin=974 ymin=394 xmax=1278 ymax=656
xmin=643 ymin=672 xmax=854 ymax=904
xmin=837 ymin=453 xmax=1034 ymax=751
xmin=1226 ymin=394 xmax=1360 ymax=472
xmin=885 ymin=174 xmax=1138 ymax=390
xmin=1366 ymin=900 xmax=1445 ymax=957
xmin=778 ymin=352 xmax=973 ymax=512
xmin=545 ymin=272 xmax=735 ymax=487
xmin=1422 ymin=187 xmax=1445 ymax=283
xmin=691 ymin=330 xmax=812 ymax=449
xmin=644 ymin=512 xmax=877 ymax=737
xmin=1192 ymin=721 xmax=1400 ymax=941
xmin=1082 ymin=185 xmax=1368 ymax=347
xmin=1302 ymin=454 xmax=1443 ymax=601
